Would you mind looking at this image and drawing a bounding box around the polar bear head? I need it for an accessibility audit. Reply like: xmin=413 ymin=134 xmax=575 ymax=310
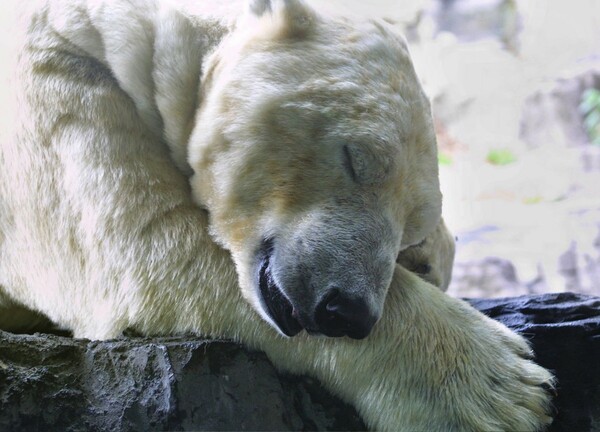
xmin=188 ymin=0 xmax=442 ymax=339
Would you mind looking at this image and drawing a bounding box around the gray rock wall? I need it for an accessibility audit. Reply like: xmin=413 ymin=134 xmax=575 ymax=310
xmin=0 ymin=335 xmax=365 ymax=431
xmin=1 ymin=293 xmax=599 ymax=431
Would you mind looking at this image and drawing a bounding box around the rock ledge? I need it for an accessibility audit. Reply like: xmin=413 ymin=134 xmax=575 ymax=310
xmin=1 ymin=293 xmax=598 ymax=431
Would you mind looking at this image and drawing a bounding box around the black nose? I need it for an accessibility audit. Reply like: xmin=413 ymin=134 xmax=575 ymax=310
xmin=314 ymin=289 xmax=377 ymax=339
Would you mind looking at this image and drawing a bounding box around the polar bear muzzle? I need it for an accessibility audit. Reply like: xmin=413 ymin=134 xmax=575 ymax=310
xmin=256 ymin=234 xmax=383 ymax=340
xmin=258 ymin=257 xmax=377 ymax=339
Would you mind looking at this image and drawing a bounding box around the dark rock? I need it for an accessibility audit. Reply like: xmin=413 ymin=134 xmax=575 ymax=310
xmin=1 ymin=293 xmax=599 ymax=431
xmin=468 ymin=293 xmax=600 ymax=432
xmin=0 ymin=334 xmax=365 ymax=431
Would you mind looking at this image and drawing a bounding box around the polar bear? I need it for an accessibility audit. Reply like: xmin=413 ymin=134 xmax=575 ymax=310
xmin=0 ymin=0 xmax=553 ymax=430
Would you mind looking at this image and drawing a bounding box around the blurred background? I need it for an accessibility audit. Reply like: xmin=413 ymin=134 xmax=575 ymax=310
xmin=313 ymin=0 xmax=600 ymax=298
xmin=414 ymin=0 xmax=600 ymax=298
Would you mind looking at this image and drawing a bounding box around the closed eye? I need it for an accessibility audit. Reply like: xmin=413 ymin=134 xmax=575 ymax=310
xmin=413 ymin=262 xmax=432 ymax=275
xmin=343 ymin=145 xmax=358 ymax=182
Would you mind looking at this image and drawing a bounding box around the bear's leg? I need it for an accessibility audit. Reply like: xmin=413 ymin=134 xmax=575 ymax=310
xmin=244 ymin=265 xmax=554 ymax=432
xmin=129 ymin=232 xmax=553 ymax=430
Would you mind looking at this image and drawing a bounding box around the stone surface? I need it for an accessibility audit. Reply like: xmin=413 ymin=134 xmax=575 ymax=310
xmin=446 ymin=205 xmax=600 ymax=298
xmin=520 ymin=64 xmax=600 ymax=150
xmin=0 ymin=334 xmax=365 ymax=431
xmin=451 ymin=256 xmax=528 ymax=297
xmin=429 ymin=0 xmax=519 ymax=49
xmin=469 ymin=293 xmax=600 ymax=432
xmin=1 ymin=293 xmax=599 ymax=431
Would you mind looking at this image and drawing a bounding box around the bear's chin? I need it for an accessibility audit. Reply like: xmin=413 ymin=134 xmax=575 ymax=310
xmin=257 ymin=240 xmax=303 ymax=337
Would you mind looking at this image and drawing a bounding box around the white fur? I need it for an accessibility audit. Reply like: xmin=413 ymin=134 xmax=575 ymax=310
xmin=0 ymin=1 xmax=553 ymax=430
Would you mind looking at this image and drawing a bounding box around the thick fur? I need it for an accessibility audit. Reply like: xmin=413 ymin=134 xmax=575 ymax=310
xmin=0 ymin=0 xmax=553 ymax=430
xmin=397 ymin=218 xmax=456 ymax=291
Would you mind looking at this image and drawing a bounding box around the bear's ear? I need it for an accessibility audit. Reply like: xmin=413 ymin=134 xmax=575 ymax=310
xmin=246 ymin=0 xmax=316 ymax=38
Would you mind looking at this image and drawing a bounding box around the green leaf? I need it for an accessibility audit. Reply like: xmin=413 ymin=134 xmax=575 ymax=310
xmin=438 ymin=153 xmax=453 ymax=166
xmin=580 ymin=89 xmax=600 ymax=114
xmin=523 ymin=196 xmax=543 ymax=204
xmin=486 ymin=148 xmax=517 ymax=166
xmin=579 ymin=88 xmax=600 ymax=114
xmin=584 ymin=110 xmax=600 ymax=130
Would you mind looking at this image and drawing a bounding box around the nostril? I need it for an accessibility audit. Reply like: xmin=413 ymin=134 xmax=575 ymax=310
xmin=315 ymin=289 xmax=376 ymax=339
xmin=325 ymin=291 xmax=353 ymax=320
xmin=323 ymin=289 xmax=341 ymax=313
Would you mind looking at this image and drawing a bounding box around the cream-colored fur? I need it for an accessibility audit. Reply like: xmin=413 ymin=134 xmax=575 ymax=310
xmin=0 ymin=0 xmax=553 ymax=430
xmin=397 ymin=218 xmax=456 ymax=291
